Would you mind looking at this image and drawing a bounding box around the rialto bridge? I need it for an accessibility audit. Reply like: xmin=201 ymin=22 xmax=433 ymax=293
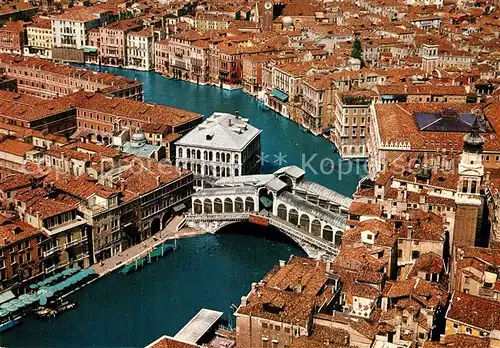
xmin=186 ymin=166 xmax=352 ymax=259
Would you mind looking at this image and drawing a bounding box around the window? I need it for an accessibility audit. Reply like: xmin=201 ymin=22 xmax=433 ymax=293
xmin=398 ymin=249 xmax=403 ymax=258
xmin=419 ymin=333 xmax=425 ymax=339
xmin=453 ymin=322 xmax=459 ymax=329
xmin=262 ymin=322 xmax=268 ymax=329
xmin=466 ymin=327 xmax=472 ymax=335
xmin=412 ymin=250 xmax=420 ymax=259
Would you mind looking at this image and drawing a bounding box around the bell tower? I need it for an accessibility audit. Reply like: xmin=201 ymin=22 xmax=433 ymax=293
xmin=261 ymin=1 xmax=274 ymax=31
xmin=453 ymin=118 xmax=484 ymax=248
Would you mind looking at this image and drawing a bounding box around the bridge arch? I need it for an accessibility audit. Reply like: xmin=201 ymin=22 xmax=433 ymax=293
xmin=214 ymin=198 xmax=223 ymax=213
xmin=299 ymin=214 xmax=310 ymax=232
xmin=258 ymin=187 xmax=274 ymax=211
xmin=193 ymin=199 xmax=202 ymax=214
xmin=277 ymin=203 xmax=287 ymax=220
xmin=224 ymin=198 xmax=233 ymax=213
xmin=311 ymin=219 xmax=321 ymax=237
xmin=245 ymin=197 xmax=255 ymax=212
xmin=214 ymin=221 xmax=311 ymax=256
xmin=323 ymin=225 xmax=334 ymax=242
xmin=278 ymin=175 xmax=293 ymax=190
xmin=203 ymin=198 xmax=212 ymax=214
xmin=234 ymin=197 xmax=244 ymax=212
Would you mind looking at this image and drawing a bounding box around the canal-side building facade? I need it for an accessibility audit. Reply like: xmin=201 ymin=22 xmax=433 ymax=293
xmin=50 ymin=6 xmax=113 ymax=63
xmin=175 ymin=112 xmax=261 ymax=189
xmin=0 ymin=55 xmax=144 ymax=100
xmin=331 ymin=90 xmax=376 ymax=159
xmin=0 ymin=217 xmax=46 ymax=292
xmin=71 ymin=91 xmax=203 ymax=152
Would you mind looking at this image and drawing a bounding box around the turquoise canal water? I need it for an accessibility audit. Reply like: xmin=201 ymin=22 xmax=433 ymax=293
xmin=83 ymin=67 xmax=366 ymax=195
xmin=0 ymin=228 xmax=307 ymax=347
xmin=0 ymin=69 xmax=365 ymax=347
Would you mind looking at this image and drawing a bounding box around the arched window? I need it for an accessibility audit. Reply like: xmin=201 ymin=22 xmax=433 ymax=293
xmin=203 ymin=150 xmax=208 ymax=161
xmin=191 ymin=149 xmax=195 ymax=158
xmin=226 ymin=153 xmax=230 ymax=163
xmin=221 ymin=168 xmax=226 ymax=177
xmin=334 ymin=231 xmax=343 ymax=246
xmin=220 ymin=153 xmax=225 ymax=163
xmin=235 ymin=197 xmax=244 ymax=212
xmin=226 ymin=168 xmax=230 ymax=177
xmin=187 ymin=149 xmax=191 ymax=159
xmin=216 ymin=166 xmax=220 ymax=177
xmin=214 ymin=198 xmax=223 ymax=213
xmin=224 ymin=198 xmax=233 ymax=213
xmin=471 ymin=180 xmax=477 ymax=194
xmin=196 ymin=150 xmax=201 ymax=160
xmin=277 ymin=204 xmax=287 ymax=220
xmin=209 ymin=152 xmax=213 ymax=161
xmin=196 ymin=164 xmax=201 ymax=174
xmin=203 ymin=199 xmax=212 ymax=214
xmin=234 ymin=154 xmax=239 ymax=164
xmin=178 ymin=148 xmax=183 ymax=158
xmin=299 ymin=214 xmax=310 ymax=232
xmin=216 ymin=152 xmax=220 ymax=162
xmin=235 ymin=168 xmax=239 ymax=176
xmin=311 ymin=219 xmax=321 ymax=237
xmin=245 ymin=197 xmax=254 ymax=212
xmin=288 ymin=209 xmax=299 ymax=225
xmin=323 ymin=225 xmax=334 ymax=242
xmin=193 ymin=199 xmax=202 ymax=214
xmin=187 ymin=162 xmax=191 ymax=170
xmin=204 ymin=165 xmax=208 ymax=176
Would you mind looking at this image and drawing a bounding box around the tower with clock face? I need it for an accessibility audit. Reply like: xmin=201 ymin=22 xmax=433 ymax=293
xmin=262 ymin=1 xmax=274 ymax=31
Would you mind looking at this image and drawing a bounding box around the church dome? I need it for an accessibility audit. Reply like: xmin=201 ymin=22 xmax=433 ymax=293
xmin=283 ymin=16 xmax=293 ymax=27
xmin=130 ymin=130 xmax=146 ymax=147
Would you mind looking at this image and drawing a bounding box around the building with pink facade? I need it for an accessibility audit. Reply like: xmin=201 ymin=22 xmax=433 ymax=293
xmin=99 ymin=19 xmax=142 ymax=67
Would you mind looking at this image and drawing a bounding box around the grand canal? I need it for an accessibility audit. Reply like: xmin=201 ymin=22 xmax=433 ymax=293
xmin=0 ymin=70 xmax=365 ymax=347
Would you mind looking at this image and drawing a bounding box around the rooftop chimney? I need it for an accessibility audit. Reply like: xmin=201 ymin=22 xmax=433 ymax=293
xmin=279 ymin=260 xmax=286 ymax=267
xmin=240 ymin=296 xmax=247 ymax=307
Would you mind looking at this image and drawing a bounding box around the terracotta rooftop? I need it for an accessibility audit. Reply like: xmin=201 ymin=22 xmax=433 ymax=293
xmin=447 ymin=292 xmax=500 ymax=331
xmin=0 ymin=139 xmax=35 ymax=157
xmin=0 ymin=219 xmax=44 ymax=248
xmin=71 ymin=92 xmax=202 ymax=127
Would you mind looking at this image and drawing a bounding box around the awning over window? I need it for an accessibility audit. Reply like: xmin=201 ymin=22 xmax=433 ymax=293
xmin=173 ymin=203 xmax=186 ymax=213
xmin=83 ymin=47 xmax=98 ymax=54
xmin=271 ymin=88 xmax=289 ymax=102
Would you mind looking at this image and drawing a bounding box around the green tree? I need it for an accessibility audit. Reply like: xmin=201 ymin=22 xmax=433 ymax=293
xmin=351 ymin=39 xmax=364 ymax=66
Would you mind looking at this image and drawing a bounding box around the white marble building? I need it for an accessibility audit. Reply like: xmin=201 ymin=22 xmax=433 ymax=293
xmin=175 ymin=112 xmax=261 ymax=189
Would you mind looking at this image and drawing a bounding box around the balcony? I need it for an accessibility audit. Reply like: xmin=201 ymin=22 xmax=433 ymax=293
xmin=43 ymin=245 xmax=63 ymax=258
xmin=44 ymin=264 xmax=56 ymax=274
xmin=65 ymin=235 xmax=88 ymax=249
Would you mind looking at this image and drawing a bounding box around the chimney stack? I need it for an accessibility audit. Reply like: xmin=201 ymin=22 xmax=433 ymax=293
xmin=279 ymin=260 xmax=286 ymax=267
xmin=240 ymin=296 xmax=247 ymax=307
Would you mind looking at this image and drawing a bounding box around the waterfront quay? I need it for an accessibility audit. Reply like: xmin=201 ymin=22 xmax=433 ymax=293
xmin=91 ymin=216 xmax=204 ymax=276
